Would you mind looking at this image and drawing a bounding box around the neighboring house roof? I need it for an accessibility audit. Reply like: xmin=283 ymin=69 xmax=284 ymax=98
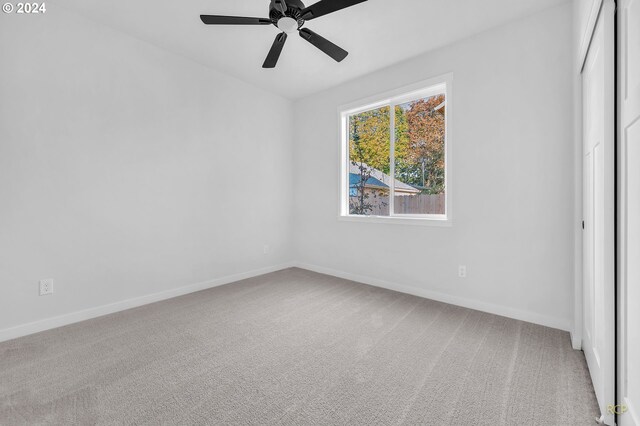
xmin=349 ymin=173 xmax=388 ymax=190
xmin=349 ymin=163 xmax=420 ymax=194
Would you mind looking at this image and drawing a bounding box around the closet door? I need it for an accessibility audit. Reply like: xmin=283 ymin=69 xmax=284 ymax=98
xmin=581 ymin=1 xmax=616 ymax=424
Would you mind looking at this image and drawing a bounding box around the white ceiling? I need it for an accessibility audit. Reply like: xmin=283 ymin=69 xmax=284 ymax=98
xmin=58 ymin=0 xmax=569 ymax=100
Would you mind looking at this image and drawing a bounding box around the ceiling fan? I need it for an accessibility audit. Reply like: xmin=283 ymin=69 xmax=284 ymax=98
xmin=200 ymin=0 xmax=368 ymax=68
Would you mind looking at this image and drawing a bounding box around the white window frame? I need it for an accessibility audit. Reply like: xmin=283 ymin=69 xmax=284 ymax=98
xmin=339 ymin=73 xmax=453 ymax=227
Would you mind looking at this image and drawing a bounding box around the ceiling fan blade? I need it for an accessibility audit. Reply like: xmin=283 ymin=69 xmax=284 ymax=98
xmin=200 ymin=15 xmax=272 ymax=25
xmin=300 ymin=0 xmax=367 ymax=20
xmin=274 ymin=0 xmax=287 ymax=14
xmin=263 ymin=33 xmax=288 ymax=68
xmin=299 ymin=28 xmax=348 ymax=62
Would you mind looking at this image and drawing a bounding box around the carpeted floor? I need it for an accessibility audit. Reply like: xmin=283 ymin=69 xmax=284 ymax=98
xmin=0 ymin=268 xmax=599 ymax=425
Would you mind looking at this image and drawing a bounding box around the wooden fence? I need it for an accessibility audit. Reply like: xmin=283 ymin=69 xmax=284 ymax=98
xmin=350 ymin=193 xmax=445 ymax=216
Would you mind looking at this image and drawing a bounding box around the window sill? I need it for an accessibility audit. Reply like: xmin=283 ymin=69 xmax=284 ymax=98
xmin=338 ymin=215 xmax=452 ymax=227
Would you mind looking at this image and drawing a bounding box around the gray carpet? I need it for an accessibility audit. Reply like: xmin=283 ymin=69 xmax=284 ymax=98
xmin=0 ymin=268 xmax=599 ymax=425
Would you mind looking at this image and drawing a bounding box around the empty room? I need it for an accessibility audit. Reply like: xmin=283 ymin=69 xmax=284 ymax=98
xmin=1 ymin=0 xmax=637 ymax=424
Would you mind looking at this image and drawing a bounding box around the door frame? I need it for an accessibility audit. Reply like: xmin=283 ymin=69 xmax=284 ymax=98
xmin=617 ymin=0 xmax=639 ymax=423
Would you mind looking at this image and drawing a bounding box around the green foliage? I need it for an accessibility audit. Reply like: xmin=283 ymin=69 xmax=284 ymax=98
xmin=349 ymin=95 xmax=446 ymax=197
xmin=400 ymin=95 xmax=446 ymax=194
xmin=349 ymin=106 xmax=391 ymax=174
xmin=349 ymin=113 xmax=387 ymax=215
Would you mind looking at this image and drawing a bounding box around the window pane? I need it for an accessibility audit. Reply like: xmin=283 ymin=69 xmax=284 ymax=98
xmin=348 ymin=106 xmax=391 ymax=216
xmin=394 ymin=94 xmax=446 ymax=215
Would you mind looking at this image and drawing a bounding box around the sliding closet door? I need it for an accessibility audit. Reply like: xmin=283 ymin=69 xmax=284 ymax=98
xmin=618 ymin=0 xmax=640 ymax=424
xmin=582 ymin=1 xmax=616 ymax=424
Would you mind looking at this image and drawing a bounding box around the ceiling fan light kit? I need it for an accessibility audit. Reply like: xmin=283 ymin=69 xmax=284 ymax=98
xmin=200 ymin=0 xmax=368 ymax=68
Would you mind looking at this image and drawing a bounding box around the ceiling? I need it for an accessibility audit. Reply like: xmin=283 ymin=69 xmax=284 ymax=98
xmin=57 ymin=0 xmax=569 ymax=100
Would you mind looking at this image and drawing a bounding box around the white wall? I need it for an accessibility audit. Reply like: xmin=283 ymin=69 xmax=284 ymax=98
xmin=292 ymin=4 xmax=575 ymax=331
xmin=0 ymin=7 xmax=294 ymax=336
xmin=0 ymin=3 xmax=579 ymax=339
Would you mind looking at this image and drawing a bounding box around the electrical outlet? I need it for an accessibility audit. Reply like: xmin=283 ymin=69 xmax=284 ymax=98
xmin=39 ymin=279 xmax=54 ymax=296
xmin=263 ymin=245 xmax=270 ymax=254
xmin=458 ymin=266 xmax=467 ymax=278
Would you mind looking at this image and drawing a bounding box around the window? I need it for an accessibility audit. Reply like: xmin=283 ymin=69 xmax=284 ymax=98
xmin=340 ymin=75 xmax=452 ymax=224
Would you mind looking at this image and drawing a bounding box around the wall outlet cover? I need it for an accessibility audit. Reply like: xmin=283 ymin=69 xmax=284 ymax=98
xmin=39 ymin=279 xmax=54 ymax=296
xmin=458 ymin=266 xmax=467 ymax=278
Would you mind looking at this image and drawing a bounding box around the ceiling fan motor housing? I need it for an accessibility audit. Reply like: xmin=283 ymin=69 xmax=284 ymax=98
xmin=269 ymin=0 xmax=306 ymax=31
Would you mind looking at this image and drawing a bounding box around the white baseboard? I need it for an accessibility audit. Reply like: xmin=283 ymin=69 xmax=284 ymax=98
xmin=1 ymin=261 xmax=573 ymax=343
xmin=623 ymin=397 xmax=639 ymax=426
xmin=0 ymin=262 xmax=295 ymax=343
xmin=570 ymin=330 xmax=582 ymax=350
xmin=293 ymin=262 xmax=572 ymax=332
